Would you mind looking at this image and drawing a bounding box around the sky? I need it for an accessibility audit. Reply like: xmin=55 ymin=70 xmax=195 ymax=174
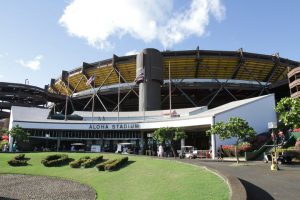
xmin=0 ymin=0 xmax=299 ymax=88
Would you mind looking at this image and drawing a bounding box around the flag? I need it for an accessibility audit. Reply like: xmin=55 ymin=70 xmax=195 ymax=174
xmin=86 ymin=74 xmax=95 ymax=86
xmin=134 ymin=72 xmax=144 ymax=83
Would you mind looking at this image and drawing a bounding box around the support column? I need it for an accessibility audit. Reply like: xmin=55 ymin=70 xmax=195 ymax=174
xmin=8 ymin=134 xmax=13 ymax=152
xmin=140 ymin=131 xmax=144 ymax=154
xmin=57 ymin=138 xmax=61 ymax=152
xmin=181 ymin=138 xmax=185 ymax=148
xmin=136 ymin=48 xmax=163 ymax=111
xmin=211 ymin=134 xmax=216 ymax=159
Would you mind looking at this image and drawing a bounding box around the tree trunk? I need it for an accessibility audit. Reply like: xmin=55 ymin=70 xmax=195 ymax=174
xmin=235 ymin=141 xmax=240 ymax=164
xmin=170 ymin=143 xmax=176 ymax=159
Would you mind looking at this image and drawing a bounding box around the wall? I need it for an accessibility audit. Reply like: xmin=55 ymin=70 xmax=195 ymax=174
xmin=214 ymin=94 xmax=277 ymax=148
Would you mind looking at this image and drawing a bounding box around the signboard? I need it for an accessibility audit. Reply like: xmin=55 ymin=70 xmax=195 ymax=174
xmin=88 ymin=123 xmax=140 ymax=130
xmin=268 ymin=122 xmax=277 ymax=129
xmin=91 ymin=145 xmax=101 ymax=152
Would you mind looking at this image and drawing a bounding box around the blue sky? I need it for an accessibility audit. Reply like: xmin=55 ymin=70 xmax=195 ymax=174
xmin=0 ymin=0 xmax=299 ymax=88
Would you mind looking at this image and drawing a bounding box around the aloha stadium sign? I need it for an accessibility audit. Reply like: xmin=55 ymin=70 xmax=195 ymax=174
xmin=88 ymin=123 xmax=140 ymax=130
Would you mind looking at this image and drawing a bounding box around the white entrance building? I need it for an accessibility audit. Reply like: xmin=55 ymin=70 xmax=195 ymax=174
xmin=9 ymin=94 xmax=277 ymax=159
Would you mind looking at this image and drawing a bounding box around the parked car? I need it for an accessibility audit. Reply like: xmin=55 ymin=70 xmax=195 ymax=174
xmin=178 ymin=146 xmax=197 ymax=159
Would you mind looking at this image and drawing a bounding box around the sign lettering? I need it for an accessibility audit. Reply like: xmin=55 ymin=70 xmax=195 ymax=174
xmin=88 ymin=123 xmax=140 ymax=130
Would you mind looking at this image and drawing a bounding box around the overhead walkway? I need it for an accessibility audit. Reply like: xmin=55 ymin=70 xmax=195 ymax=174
xmin=0 ymin=82 xmax=65 ymax=118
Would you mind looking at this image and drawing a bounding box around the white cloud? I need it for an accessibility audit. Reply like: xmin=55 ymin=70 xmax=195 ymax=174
xmin=59 ymin=0 xmax=225 ymax=49
xmin=125 ymin=50 xmax=139 ymax=56
xmin=16 ymin=55 xmax=43 ymax=70
xmin=0 ymin=52 xmax=9 ymax=58
xmin=0 ymin=74 xmax=3 ymax=79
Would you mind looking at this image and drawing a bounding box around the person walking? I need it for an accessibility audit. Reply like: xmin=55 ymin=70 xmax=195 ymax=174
xmin=158 ymin=145 xmax=164 ymax=157
xmin=217 ymin=145 xmax=224 ymax=160
xmin=12 ymin=142 xmax=17 ymax=152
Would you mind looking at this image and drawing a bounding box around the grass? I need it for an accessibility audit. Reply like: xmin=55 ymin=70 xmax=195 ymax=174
xmin=0 ymin=153 xmax=229 ymax=200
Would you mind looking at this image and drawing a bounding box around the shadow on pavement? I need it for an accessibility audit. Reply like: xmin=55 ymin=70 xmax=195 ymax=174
xmin=239 ymin=179 xmax=274 ymax=200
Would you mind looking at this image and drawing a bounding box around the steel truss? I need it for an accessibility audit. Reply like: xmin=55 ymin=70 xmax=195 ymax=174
xmin=49 ymin=48 xmax=298 ymax=113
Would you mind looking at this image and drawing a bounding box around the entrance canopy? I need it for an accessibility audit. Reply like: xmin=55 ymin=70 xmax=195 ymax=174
xmin=9 ymin=94 xmax=276 ymax=133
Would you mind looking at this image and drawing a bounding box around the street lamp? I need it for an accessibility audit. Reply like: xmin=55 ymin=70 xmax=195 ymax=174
xmin=268 ymin=122 xmax=279 ymax=170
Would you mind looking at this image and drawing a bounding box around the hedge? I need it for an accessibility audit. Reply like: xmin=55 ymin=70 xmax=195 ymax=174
xmin=105 ymin=157 xmax=128 ymax=171
xmin=96 ymin=157 xmax=128 ymax=171
xmin=70 ymin=156 xmax=90 ymax=168
xmin=96 ymin=159 xmax=117 ymax=171
xmin=41 ymin=154 xmax=70 ymax=167
xmin=8 ymin=159 xmax=28 ymax=166
xmin=8 ymin=154 xmax=30 ymax=166
xmin=81 ymin=155 xmax=103 ymax=168
xmin=14 ymin=154 xmax=26 ymax=160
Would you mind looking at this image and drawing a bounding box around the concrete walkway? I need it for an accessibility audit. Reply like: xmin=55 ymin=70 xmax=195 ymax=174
xmin=180 ymin=159 xmax=300 ymax=200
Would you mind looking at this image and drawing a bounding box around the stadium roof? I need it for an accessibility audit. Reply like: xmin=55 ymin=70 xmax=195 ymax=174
xmin=48 ymin=49 xmax=299 ymax=96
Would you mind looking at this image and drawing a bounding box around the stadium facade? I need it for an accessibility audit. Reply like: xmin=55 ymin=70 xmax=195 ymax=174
xmin=47 ymin=48 xmax=299 ymax=113
xmin=3 ymin=48 xmax=300 ymax=158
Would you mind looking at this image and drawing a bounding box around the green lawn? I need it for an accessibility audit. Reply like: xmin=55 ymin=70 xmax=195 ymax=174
xmin=0 ymin=153 xmax=229 ymax=200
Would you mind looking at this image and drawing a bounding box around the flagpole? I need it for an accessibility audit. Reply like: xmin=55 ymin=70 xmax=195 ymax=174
xmin=64 ymin=75 xmax=69 ymax=121
xmin=117 ymin=70 xmax=120 ymax=122
xmin=143 ymin=69 xmax=146 ymax=121
xmin=169 ymin=61 xmax=172 ymax=117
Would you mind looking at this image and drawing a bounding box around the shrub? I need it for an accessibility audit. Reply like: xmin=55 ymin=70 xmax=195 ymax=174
xmin=221 ymin=145 xmax=234 ymax=157
xmin=8 ymin=154 xmax=30 ymax=166
xmin=221 ymin=143 xmax=252 ymax=157
xmin=8 ymin=159 xmax=28 ymax=166
xmin=79 ymin=156 xmax=91 ymax=161
xmin=41 ymin=154 xmax=70 ymax=167
xmin=15 ymin=154 xmax=25 ymax=160
xmin=238 ymin=142 xmax=252 ymax=155
xmin=105 ymin=157 xmax=128 ymax=171
xmin=96 ymin=159 xmax=117 ymax=171
xmin=81 ymin=155 xmax=103 ymax=168
xmin=70 ymin=160 xmax=81 ymax=168
xmin=70 ymin=156 xmax=90 ymax=168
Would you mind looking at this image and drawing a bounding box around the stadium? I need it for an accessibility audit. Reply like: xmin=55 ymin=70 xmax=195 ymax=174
xmin=47 ymin=48 xmax=298 ymax=112
xmin=1 ymin=48 xmax=299 ymax=157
